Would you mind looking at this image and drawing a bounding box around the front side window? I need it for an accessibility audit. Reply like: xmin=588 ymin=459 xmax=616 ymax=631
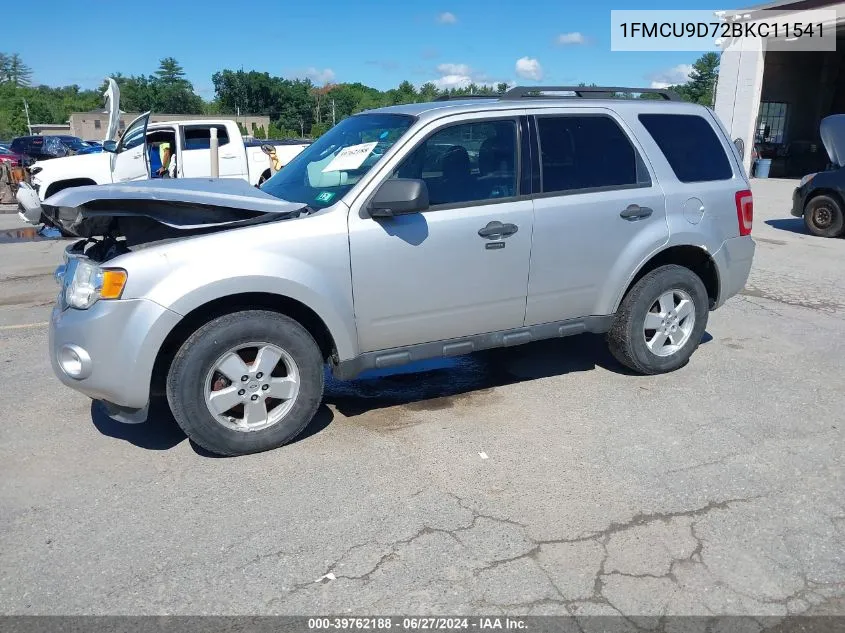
xmin=537 ymin=115 xmax=649 ymax=194
xmin=119 ymin=117 xmax=147 ymax=153
xmin=261 ymin=113 xmax=414 ymax=208
xmin=393 ymin=120 xmax=517 ymax=207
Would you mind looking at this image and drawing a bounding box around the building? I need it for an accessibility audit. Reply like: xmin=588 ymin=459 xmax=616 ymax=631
xmin=30 ymin=123 xmax=71 ymax=135
xmin=67 ymin=111 xmax=271 ymax=141
xmin=715 ymin=0 xmax=845 ymax=177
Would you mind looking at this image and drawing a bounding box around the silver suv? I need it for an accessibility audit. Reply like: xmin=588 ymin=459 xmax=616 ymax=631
xmin=46 ymin=86 xmax=755 ymax=456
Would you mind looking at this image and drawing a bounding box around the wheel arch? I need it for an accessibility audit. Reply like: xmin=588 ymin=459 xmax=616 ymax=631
xmin=804 ymin=188 xmax=845 ymax=214
xmin=614 ymin=245 xmax=720 ymax=312
xmin=150 ymin=292 xmax=338 ymax=397
xmin=44 ymin=178 xmax=97 ymax=199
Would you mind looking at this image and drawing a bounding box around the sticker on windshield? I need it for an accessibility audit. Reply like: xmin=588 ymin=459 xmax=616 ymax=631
xmin=315 ymin=191 xmax=336 ymax=203
xmin=321 ymin=142 xmax=378 ymax=173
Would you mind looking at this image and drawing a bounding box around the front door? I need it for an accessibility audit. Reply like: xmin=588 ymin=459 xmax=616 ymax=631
xmin=110 ymin=112 xmax=150 ymax=182
xmin=525 ymin=109 xmax=669 ymax=325
xmin=348 ymin=116 xmax=534 ymax=353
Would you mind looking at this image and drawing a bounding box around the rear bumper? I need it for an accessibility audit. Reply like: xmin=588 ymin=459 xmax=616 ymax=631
xmin=712 ymin=236 xmax=755 ymax=308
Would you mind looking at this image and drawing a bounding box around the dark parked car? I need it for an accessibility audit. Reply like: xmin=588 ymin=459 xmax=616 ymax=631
xmin=9 ymin=136 xmax=72 ymax=161
xmin=55 ymin=136 xmax=91 ymax=154
xmin=791 ymin=114 xmax=845 ymax=238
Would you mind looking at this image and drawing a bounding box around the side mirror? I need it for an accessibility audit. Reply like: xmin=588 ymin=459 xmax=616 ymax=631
xmin=368 ymin=178 xmax=429 ymax=218
xmin=102 ymin=140 xmax=118 ymax=153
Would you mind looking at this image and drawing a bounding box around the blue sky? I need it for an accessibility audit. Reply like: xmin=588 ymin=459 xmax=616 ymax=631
xmin=5 ymin=0 xmax=714 ymax=97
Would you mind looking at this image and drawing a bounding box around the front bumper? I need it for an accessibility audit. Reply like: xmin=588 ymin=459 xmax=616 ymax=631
xmin=49 ymin=298 xmax=181 ymax=411
xmin=711 ymin=235 xmax=756 ymax=308
xmin=791 ymin=186 xmax=805 ymax=218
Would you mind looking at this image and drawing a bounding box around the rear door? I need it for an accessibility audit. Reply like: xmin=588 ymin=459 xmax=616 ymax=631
xmin=180 ymin=124 xmax=245 ymax=179
xmin=110 ymin=112 xmax=150 ymax=182
xmin=525 ymin=108 xmax=669 ymax=325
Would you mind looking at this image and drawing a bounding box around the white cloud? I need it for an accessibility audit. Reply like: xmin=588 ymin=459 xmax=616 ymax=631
xmin=436 ymin=63 xmax=472 ymax=76
xmin=429 ymin=62 xmax=506 ymax=90
xmin=433 ymin=74 xmax=472 ymax=89
xmin=557 ymin=32 xmax=586 ymax=45
xmin=515 ymin=57 xmax=543 ymax=81
xmin=647 ymin=64 xmax=692 ymax=89
xmin=304 ymin=67 xmax=335 ymax=84
xmin=437 ymin=11 xmax=457 ymax=24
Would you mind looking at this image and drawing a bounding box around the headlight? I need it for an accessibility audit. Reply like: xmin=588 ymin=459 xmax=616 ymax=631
xmin=799 ymin=173 xmax=816 ymax=187
xmin=29 ymin=166 xmax=42 ymax=176
xmin=62 ymin=258 xmax=128 ymax=310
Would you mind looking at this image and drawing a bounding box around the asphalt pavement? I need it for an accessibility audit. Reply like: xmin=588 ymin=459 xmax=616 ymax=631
xmin=0 ymin=180 xmax=843 ymax=620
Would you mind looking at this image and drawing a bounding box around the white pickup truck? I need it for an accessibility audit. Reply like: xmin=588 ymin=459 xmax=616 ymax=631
xmin=20 ymin=112 xmax=309 ymax=221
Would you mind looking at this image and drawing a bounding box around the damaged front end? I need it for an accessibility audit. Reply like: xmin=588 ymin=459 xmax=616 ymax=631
xmin=30 ymin=178 xmax=308 ymax=262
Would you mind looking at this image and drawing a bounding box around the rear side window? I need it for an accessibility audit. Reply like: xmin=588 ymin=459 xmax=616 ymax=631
xmin=536 ymin=115 xmax=650 ymax=194
xmin=639 ymin=114 xmax=732 ymax=183
xmin=183 ymin=125 xmax=230 ymax=150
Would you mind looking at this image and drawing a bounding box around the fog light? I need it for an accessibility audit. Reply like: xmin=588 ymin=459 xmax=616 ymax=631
xmin=58 ymin=344 xmax=92 ymax=379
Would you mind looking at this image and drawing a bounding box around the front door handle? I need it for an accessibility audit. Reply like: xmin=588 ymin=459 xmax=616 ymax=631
xmin=620 ymin=204 xmax=653 ymax=221
xmin=478 ymin=221 xmax=518 ymax=239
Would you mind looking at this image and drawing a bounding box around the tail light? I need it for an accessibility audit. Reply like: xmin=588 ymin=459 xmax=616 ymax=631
xmin=735 ymin=189 xmax=753 ymax=236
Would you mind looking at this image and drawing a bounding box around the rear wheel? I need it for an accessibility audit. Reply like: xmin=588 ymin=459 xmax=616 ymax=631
xmin=607 ymin=265 xmax=709 ymax=375
xmin=804 ymin=194 xmax=844 ymax=238
xmin=166 ymin=310 xmax=325 ymax=456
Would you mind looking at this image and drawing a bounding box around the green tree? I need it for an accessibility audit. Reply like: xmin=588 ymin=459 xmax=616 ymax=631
xmin=155 ymin=57 xmax=187 ymax=85
xmin=0 ymin=53 xmax=32 ymax=87
xmin=496 ymin=82 xmax=509 ymax=94
xmin=419 ymin=82 xmax=439 ymax=102
xmin=685 ymin=52 xmax=720 ymax=106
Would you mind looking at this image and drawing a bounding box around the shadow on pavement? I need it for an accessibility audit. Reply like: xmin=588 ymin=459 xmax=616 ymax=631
xmin=90 ymin=398 xmax=335 ymax=457
xmin=91 ymin=331 xmax=713 ymax=450
xmin=91 ymin=398 xmax=185 ymax=451
xmin=765 ymin=218 xmax=808 ymax=235
xmin=324 ymin=332 xmax=711 ymax=418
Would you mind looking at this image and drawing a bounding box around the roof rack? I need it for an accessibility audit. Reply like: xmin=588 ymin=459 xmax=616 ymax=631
xmin=434 ymin=94 xmax=501 ymax=101
xmin=503 ymin=86 xmax=681 ymax=101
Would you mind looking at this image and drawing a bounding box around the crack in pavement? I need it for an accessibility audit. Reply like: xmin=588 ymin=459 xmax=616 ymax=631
xmin=264 ymin=494 xmax=772 ymax=612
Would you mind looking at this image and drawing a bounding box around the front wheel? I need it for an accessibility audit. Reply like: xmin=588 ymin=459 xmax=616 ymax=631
xmin=166 ymin=310 xmax=325 ymax=456
xmin=607 ymin=265 xmax=709 ymax=375
xmin=804 ymin=194 xmax=844 ymax=238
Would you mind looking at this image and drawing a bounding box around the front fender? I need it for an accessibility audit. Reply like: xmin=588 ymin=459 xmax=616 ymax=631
xmin=120 ymin=213 xmax=358 ymax=361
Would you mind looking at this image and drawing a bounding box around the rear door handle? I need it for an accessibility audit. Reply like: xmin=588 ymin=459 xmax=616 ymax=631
xmin=478 ymin=221 xmax=518 ymax=239
xmin=620 ymin=204 xmax=653 ymax=221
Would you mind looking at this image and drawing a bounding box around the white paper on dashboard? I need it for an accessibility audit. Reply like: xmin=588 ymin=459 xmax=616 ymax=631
xmin=321 ymin=142 xmax=378 ymax=172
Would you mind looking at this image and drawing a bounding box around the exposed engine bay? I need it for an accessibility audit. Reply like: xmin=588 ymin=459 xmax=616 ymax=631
xmin=18 ymin=178 xmax=308 ymax=261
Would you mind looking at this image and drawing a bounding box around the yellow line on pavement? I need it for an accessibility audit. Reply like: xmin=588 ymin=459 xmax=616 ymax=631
xmin=0 ymin=321 xmax=49 ymax=331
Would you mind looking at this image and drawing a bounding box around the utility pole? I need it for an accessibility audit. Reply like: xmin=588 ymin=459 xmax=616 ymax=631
xmin=23 ymin=99 xmax=32 ymax=135
xmin=332 ymin=99 xmax=336 ymax=126
xmin=299 ymin=118 xmax=304 ymax=138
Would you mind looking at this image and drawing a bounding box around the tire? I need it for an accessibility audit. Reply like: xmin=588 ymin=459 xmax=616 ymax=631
xmin=804 ymin=194 xmax=845 ymax=238
xmin=166 ymin=310 xmax=325 ymax=456
xmin=607 ymin=265 xmax=709 ymax=375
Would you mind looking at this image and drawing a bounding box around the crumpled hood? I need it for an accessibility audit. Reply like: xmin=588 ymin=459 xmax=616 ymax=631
xmin=820 ymin=114 xmax=845 ymax=168
xmin=39 ymin=178 xmax=307 ymax=245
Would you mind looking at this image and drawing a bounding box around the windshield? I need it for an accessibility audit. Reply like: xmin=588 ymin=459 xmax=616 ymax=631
xmin=260 ymin=113 xmax=414 ymax=208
